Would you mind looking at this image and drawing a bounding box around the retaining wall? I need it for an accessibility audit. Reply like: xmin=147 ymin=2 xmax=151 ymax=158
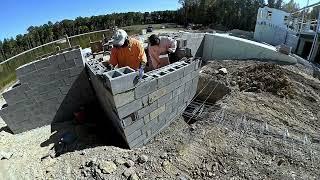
xmin=0 ymin=48 xmax=95 ymax=133
xmin=87 ymin=59 xmax=200 ymax=148
xmin=202 ymin=33 xmax=297 ymax=64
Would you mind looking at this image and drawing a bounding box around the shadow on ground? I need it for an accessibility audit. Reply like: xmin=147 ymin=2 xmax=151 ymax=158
xmin=40 ymin=69 xmax=128 ymax=157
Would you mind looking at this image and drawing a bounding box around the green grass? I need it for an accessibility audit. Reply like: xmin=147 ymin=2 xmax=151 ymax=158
xmin=0 ymin=24 xmax=170 ymax=91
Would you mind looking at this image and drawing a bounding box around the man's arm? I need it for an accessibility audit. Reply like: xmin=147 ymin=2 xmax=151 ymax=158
xmin=137 ymin=42 xmax=147 ymax=66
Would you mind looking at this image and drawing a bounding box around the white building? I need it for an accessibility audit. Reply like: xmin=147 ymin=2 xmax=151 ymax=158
xmin=254 ymin=7 xmax=291 ymax=46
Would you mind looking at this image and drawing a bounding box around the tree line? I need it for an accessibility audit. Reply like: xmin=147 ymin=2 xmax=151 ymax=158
xmin=0 ymin=0 xmax=312 ymax=62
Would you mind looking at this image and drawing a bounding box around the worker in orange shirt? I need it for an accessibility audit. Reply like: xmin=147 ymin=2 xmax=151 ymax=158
xmin=109 ymin=29 xmax=147 ymax=77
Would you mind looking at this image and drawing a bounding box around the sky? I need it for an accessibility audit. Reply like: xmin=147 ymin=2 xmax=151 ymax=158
xmin=0 ymin=0 xmax=319 ymax=40
xmin=0 ymin=0 xmax=180 ymax=40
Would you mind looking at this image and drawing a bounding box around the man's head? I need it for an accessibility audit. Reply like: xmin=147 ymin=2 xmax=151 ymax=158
xmin=111 ymin=29 xmax=128 ymax=47
xmin=149 ymin=34 xmax=160 ymax=46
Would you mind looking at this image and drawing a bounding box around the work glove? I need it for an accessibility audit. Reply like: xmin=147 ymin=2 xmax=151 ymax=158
xmin=138 ymin=62 xmax=146 ymax=79
xmin=138 ymin=67 xmax=144 ymax=79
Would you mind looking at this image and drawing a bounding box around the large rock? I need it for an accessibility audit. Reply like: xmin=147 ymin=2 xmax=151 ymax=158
xmin=99 ymin=161 xmax=117 ymax=174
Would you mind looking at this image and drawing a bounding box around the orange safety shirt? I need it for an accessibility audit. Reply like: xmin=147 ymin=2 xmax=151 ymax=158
xmin=109 ymin=38 xmax=147 ymax=70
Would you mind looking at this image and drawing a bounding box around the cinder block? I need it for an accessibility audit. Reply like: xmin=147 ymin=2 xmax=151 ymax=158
xmin=74 ymin=58 xmax=84 ymax=67
xmin=126 ymin=129 xmax=142 ymax=143
xmin=141 ymin=117 xmax=158 ymax=134
xmin=124 ymin=118 xmax=144 ymax=136
xmin=59 ymin=85 xmax=71 ymax=95
xmin=58 ymin=61 xmax=75 ymax=70
xmin=134 ymin=75 xmax=157 ymax=99
xmin=158 ymin=92 xmax=172 ymax=107
xmin=37 ymin=65 xmax=60 ymax=77
xmin=36 ymin=80 xmax=64 ymax=94
xmin=63 ymin=76 xmax=78 ymax=86
xmin=113 ymin=90 xmax=135 ymax=108
xmin=64 ymin=48 xmax=81 ymax=61
xmin=152 ymin=71 xmax=171 ymax=88
xmin=183 ymin=61 xmax=195 ymax=76
xmin=55 ymin=69 xmax=71 ymax=80
xmin=122 ymin=115 xmax=134 ymax=127
xmin=103 ymin=67 xmax=137 ymax=95
xmin=34 ymin=89 xmax=62 ymax=103
xmin=129 ymin=133 xmax=147 ymax=148
xmin=34 ymin=58 xmax=52 ymax=70
xmin=149 ymin=87 xmax=167 ymax=104
xmin=70 ymin=66 xmax=84 ymax=77
xmin=16 ymin=62 xmax=36 ymax=77
xmin=2 ymin=84 xmax=30 ymax=105
xmin=136 ymin=100 xmax=157 ymax=119
xmin=150 ymin=105 xmax=165 ymax=120
xmin=117 ymin=99 xmax=143 ymax=119
xmin=141 ymin=95 xmax=149 ymax=107
xmin=49 ymin=54 xmax=66 ymax=65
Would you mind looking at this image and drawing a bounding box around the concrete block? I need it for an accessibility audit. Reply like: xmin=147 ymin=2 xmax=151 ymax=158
xmin=16 ymin=62 xmax=36 ymax=77
xmin=59 ymin=85 xmax=71 ymax=95
xmin=127 ymin=129 xmax=142 ymax=143
xmin=58 ymin=60 xmax=75 ymax=70
xmin=2 ymin=84 xmax=30 ymax=105
xmin=74 ymin=58 xmax=84 ymax=67
xmin=141 ymin=116 xmax=158 ymax=133
xmin=70 ymin=66 xmax=84 ymax=77
xmin=137 ymin=100 xmax=157 ymax=119
xmin=124 ymin=118 xmax=144 ymax=136
xmin=55 ymin=69 xmax=71 ymax=80
xmin=141 ymin=95 xmax=149 ymax=107
xmin=49 ymin=54 xmax=66 ymax=65
xmin=34 ymin=58 xmax=52 ymax=70
xmin=135 ymin=75 xmax=157 ymax=99
xmin=64 ymin=48 xmax=81 ymax=61
xmin=149 ymin=87 xmax=167 ymax=104
xmin=157 ymin=92 xmax=172 ymax=107
xmin=183 ymin=61 xmax=195 ymax=76
xmin=63 ymin=76 xmax=78 ymax=86
xmin=150 ymin=105 xmax=165 ymax=120
xmin=114 ymin=90 xmax=135 ymax=108
xmin=36 ymin=80 xmax=64 ymax=94
xmin=103 ymin=67 xmax=137 ymax=95
xmin=129 ymin=133 xmax=147 ymax=148
xmin=34 ymin=89 xmax=62 ymax=103
xmin=117 ymin=99 xmax=143 ymax=119
xmin=153 ymin=71 xmax=171 ymax=88
xmin=122 ymin=115 xmax=134 ymax=127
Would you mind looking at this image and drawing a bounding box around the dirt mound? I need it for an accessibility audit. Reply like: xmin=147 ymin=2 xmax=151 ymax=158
xmin=233 ymin=63 xmax=294 ymax=97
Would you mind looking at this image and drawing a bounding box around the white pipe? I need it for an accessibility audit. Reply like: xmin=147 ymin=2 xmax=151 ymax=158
xmin=308 ymin=11 xmax=320 ymax=61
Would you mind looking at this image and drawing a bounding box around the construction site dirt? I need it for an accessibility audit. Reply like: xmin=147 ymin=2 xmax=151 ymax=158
xmin=1 ymin=59 xmax=320 ymax=179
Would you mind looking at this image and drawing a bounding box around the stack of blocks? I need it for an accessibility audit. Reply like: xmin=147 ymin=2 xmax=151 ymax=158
xmin=0 ymin=48 xmax=95 ymax=133
xmin=87 ymin=59 xmax=201 ymax=148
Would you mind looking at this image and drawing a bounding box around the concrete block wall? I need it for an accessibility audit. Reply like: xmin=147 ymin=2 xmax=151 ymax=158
xmin=0 ymin=48 xmax=95 ymax=133
xmin=87 ymin=59 xmax=201 ymax=149
xmin=181 ymin=32 xmax=206 ymax=57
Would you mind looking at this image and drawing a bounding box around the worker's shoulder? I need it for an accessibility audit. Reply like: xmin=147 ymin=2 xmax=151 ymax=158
xmin=129 ymin=38 xmax=143 ymax=46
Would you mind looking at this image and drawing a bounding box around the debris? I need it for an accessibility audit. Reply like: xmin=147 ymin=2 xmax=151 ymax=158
xmin=218 ymin=68 xmax=228 ymax=75
xmin=138 ymin=154 xmax=148 ymax=163
xmin=230 ymin=81 xmax=237 ymax=86
xmin=80 ymin=151 xmax=86 ymax=155
xmin=99 ymin=161 xmax=117 ymax=174
xmin=123 ymin=168 xmax=135 ymax=178
xmin=160 ymin=152 xmax=168 ymax=159
xmin=125 ymin=159 xmax=135 ymax=168
xmin=0 ymin=151 xmax=13 ymax=160
xmin=114 ymin=157 xmax=126 ymax=165
xmin=129 ymin=173 xmax=139 ymax=180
